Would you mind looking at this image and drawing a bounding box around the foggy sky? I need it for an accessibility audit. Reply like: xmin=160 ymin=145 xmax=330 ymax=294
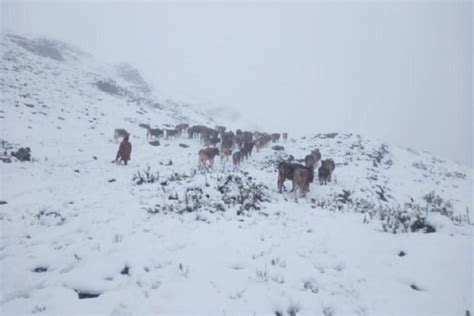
xmin=1 ymin=1 xmax=472 ymax=167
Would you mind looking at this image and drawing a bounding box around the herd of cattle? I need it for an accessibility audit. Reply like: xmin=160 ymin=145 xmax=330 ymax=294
xmin=114 ymin=123 xmax=335 ymax=198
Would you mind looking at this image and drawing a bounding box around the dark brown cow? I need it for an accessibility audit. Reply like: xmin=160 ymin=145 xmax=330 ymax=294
xmin=240 ymin=141 xmax=254 ymax=159
xmin=202 ymin=128 xmax=220 ymax=146
xmin=175 ymin=123 xmax=189 ymax=135
xmin=318 ymin=159 xmax=336 ymax=185
xmin=216 ymin=125 xmax=226 ymax=136
xmin=188 ymin=125 xmax=207 ymax=138
xmin=255 ymin=133 xmax=271 ymax=151
xmin=221 ymin=131 xmax=235 ymax=150
xmin=242 ymin=131 xmax=253 ymax=143
xmin=165 ymin=129 xmax=178 ymax=139
xmin=146 ymin=127 xmax=163 ymax=139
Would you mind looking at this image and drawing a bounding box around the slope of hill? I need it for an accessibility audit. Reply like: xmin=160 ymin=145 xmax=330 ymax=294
xmin=0 ymin=34 xmax=472 ymax=315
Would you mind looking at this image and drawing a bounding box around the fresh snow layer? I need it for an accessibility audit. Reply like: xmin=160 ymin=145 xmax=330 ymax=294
xmin=1 ymin=34 xmax=473 ymax=315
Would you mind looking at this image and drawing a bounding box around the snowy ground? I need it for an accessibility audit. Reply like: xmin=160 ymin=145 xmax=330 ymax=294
xmin=1 ymin=34 xmax=473 ymax=315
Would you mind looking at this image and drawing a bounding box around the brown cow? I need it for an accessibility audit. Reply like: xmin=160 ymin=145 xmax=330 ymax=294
xmin=220 ymin=147 xmax=232 ymax=162
xmin=232 ymin=151 xmax=242 ymax=167
xmin=255 ymin=133 xmax=271 ymax=152
xmin=293 ymin=167 xmax=311 ymax=201
xmin=271 ymin=133 xmax=281 ymax=143
xmin=277 ymin=161 xmax=314 ymax=193
xmin=305 ymin=154 xmax=317 ymax=169
xmin=198 ymin=147 xmax=220 ymax=169
xmin=235 ymin=135 xmax=243 ymax=149
xmin=311 ymin=149 xmax=322 ymax=162
xmin=305 ymin=149 xmax=322 ymax=169
xmin=202 ymin=128 xmax=220 ymax=146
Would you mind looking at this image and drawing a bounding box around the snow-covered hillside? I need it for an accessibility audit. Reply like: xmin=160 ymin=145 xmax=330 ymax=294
xmin=0 ymin=34 xmax=472 ymax=315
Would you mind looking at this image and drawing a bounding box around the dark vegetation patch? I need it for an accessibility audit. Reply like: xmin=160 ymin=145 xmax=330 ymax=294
xmin=303 ymin=279 xmax=319 ymax=294
xmin=36 ymin=209 xmax=66 ymax=226
xmin=144 ymin=171 xmax=269 ymax=216
xmin=133 ymin=166 xmax=159 ymax=185
xmin=75 ymin=290 xmax=102 ymax=300
xmin=11 ymin=147 xmax=32 ymax=162
xmin=32 ymin=266 xmax=48 ymax=273
xmin=159 ymin=160 xmax=173 ymax=166
xmin=410 ymin=219 xmax=436 ymax=233
xmin=32 ymin=306 xmax=46 ymax=313
xmin=313 ymin=132 xmax=339 ymax=139
xmin=94 ymin=80 xmax=123 ymax=96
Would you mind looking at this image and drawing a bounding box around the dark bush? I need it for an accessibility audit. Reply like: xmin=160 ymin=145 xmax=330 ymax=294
xmin=94 ymin=80 xmax=122 ymax=95
xmin=410 ymin=219 xmax=436 ymax=233
xmin=132 ymin=166 xmax=159 ymax=185
xmin=11 ymin=147 xmax=31 ymax=161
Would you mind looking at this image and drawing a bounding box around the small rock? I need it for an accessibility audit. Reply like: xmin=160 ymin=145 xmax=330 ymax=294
xmin=33 ymin=267 xmax=48 ymax=273
xmin=179 ymin=143 xmax=189 ymax=148
xmin=0 ymin=201 xmax=7 ymax=205
xmin=149 ymin=140 xmax=160 ymax=146
xmin=410 ymin=283 xmax=422 ymax=291
xmin=121 ymin=265 xmax=130 ymax=276
xmin=108 ymin=179 xmax=116 ymax=183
